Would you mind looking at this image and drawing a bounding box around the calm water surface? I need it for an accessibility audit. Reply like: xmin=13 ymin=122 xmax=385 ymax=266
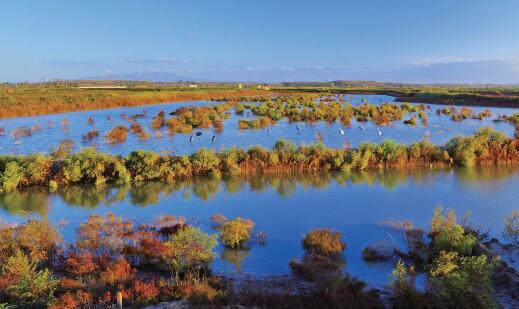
xmin=1 ymin=167 xmax=518 ymax=289
xmin=0 ymin=94 xmax=517 ymax=156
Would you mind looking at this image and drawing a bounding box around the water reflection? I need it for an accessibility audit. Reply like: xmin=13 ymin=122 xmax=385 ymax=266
xmin=1 ymin=166 xmax=518 ymax=215
xmin=221 ymin=248 xmax=251 ymax=273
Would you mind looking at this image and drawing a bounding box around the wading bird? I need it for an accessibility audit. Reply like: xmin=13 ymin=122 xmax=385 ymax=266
xmin=358 ymin=125 xmax=364 ymax=131
xmin=339 ymin=128 xmax=344 ymax=135
xmin=189 ymin=135 xmax=194 ymax=143
xmin=296 ymin=125 xmax=301 ymax=132
xmin=212 ymin=134 xmax=216 ymax=143
xmin=267 ymin=127 xmax=271 ymax=135
xmin=377 ymin=127 xmax=382 ymax=136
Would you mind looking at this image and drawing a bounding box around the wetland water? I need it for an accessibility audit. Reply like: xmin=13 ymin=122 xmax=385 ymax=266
xmin=1 ymin=167 xmax=518 ymax=289
xmin=1 ymin=94 xmax=519 ymax=289
xmin=0 ymin=94 xmax=517 ymax=156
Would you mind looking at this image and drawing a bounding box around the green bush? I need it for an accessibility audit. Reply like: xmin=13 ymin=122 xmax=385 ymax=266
xmin=126 ymin=150 xmax=162 ymax=181
xmin=0 ymin=162 xmax=23 ymax=192
xmin=165 ymin=226 xmax=217 ymax=274
xmin=430 ymin=208 xmax=476 ymax=257
xmin=429 ymin=251 xmax=496 ymax=308
xmin=2 ymin=251 xmax=59 ymax=307
xmin=220 ymin=218 xmax=254 ymax=248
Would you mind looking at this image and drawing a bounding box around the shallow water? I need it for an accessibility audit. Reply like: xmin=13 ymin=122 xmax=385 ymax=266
xmin=1 ymin=166 xmax=518 ymax=289
xmin=0 ymin=94 xmax=517 ymax=156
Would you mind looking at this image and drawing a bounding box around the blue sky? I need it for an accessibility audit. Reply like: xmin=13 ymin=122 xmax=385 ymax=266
xmin=2 ymin=0 xmax=519 ymax=83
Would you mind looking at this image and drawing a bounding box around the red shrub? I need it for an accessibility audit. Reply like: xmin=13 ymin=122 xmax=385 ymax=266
xmin=101 ymin=258 xmax=135 ymax=286
xmin=134 ymin=280 xmax=160 ymax=304
xmin=65 ymin=252 xmax=98 ymax=277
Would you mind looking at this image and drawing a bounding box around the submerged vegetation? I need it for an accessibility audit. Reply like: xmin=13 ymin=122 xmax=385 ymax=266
xmin=0 ymin=127 xmax=518 ymax=193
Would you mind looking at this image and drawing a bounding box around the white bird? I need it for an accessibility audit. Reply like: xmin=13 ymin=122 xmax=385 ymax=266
xmin=189 ymin=135 xmax=194 ymax=143
xmin=377 ymin=127 xmax=382 ymax=136
xmin=267 ymin=127 xmax=271 ymax=135
xmin=358 ymin=125 xmax=364 ymax=131
xmin=296 ymin=125 xmax=301 ymax=132
xmin=339 ymin=128 xmax=344 ymax=135
xmin=211 ymin=134 xmax=216 ymax=143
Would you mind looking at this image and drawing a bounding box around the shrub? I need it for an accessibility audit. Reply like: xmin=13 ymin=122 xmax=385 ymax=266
xmin=388 ymin=260 xmax=429 ymax=308
xmin=51 ymin=140 xmax=75 ymax=160
xmin=76 ymin=213 xmax=134 ymax=256
xmin=0 ymin=162 xmax=23 ymax=192
xmin=403 ymin=116 xmax=417 ymax=126
xmin=126 ymin=150 xmax=162 ymax=181
xmin=0 ymin=219 xmax=61 ymax=265
xmin=164 ymin=226 xmax=217 ymax=274
xmin=82 ymin=129 xmax=99 ymax=140
xmin=2 ymin=251 xmax=59 ymax=307
xmin=220 ymin=218 xmax=254 ymax=248
xmin=133 ymin=280 xmax=159 ymax=304
xmin=302 ymin=229 xmax=345 ymax=255
xmin=429 ymin=251 xmax=496 ymax=308
xmin=430 ymin=208 xmax=476 ymax=257
xmin=105 ymin=126 xmax=128 ymax=143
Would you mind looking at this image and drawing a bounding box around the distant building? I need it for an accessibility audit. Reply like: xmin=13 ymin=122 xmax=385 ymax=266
xmin=188 ymin=84 xmax=198 ymax=88
xmin=238 ymin=83 xmax=243 ymax=89
xmin=257 ymin=84 xmax=270 ymax=90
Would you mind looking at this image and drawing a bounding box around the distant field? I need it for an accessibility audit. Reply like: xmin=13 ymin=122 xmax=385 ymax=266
xmin=3 ymin=82 xmax=519 ymax=119
xmin=275 ymin=85 xmax=519 ymax=108
xmin=0 ymin=86 xmax=268 ymax=118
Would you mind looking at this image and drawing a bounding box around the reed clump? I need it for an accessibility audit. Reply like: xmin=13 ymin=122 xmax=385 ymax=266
xmin=0 ymin=128 xmax=518 ymax=192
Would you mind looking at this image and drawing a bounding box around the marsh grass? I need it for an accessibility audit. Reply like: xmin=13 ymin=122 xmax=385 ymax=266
xmin=0 ymin=86 xmax=266 ymax=118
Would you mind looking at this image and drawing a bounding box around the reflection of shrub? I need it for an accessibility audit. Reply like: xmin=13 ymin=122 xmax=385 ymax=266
xmin=210 ymin=213 xmax=227 ymax=229
xmin=220 ymin=218 xmax=254 ymax=248
xmin=302 ymin=229 xmax=345 ymax=255
xmin=503 ymin=210 xmax=519 ymax=244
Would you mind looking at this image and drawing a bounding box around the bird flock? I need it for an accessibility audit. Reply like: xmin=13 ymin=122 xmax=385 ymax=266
xmin=188 ymin=124 xmax=382 ymax=145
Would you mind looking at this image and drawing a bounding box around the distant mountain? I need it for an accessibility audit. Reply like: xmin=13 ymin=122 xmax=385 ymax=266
xmin=83 ymin=71 xmax=204 ymax=82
